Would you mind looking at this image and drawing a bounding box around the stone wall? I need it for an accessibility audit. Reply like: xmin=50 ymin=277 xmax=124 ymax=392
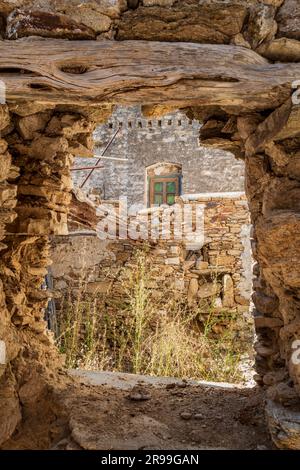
xmin=73 ymin=106 xmax=245 ymax=205
xmin=0 ymin=104 xmax=98 ymax=447
xmin=0 ymin=1 xmax=299 ymax=66
xmin=51 ymin=192 xmax=252 ymax=319
xmin=0 ymin=0 xmax=300 ymax=450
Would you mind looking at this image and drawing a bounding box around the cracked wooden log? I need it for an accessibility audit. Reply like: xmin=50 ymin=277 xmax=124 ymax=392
xmin=0 ymin=39 xmax=300 ymax=111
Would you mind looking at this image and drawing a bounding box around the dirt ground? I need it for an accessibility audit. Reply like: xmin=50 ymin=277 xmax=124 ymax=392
xmin=2 ymin=371 xmax=275 ymax=450
xmin=55 ymin=376 xmax=274 ymax=450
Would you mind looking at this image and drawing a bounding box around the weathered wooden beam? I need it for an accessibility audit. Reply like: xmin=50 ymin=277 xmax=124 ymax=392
xmin=1 ymin=39 xmax=300 ymax=111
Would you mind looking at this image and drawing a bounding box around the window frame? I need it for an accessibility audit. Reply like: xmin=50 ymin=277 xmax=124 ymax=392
xmin=148 ymin=173 xmax=182 ymax=207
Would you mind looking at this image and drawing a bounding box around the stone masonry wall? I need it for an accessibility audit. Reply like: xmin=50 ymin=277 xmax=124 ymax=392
xmin=73 ymin=106 xmax=245 ymax=205
xmin=1 ymin=0 xmax=300 ymax=450
xmin=51 ymin=193 xmax=252 ymax=322
xmin=0 ymin=104 xmax=98 ymax=447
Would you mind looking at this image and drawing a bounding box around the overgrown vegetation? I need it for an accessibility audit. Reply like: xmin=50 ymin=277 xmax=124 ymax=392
xmin=56 ymin=249 xmax=254 ymax=383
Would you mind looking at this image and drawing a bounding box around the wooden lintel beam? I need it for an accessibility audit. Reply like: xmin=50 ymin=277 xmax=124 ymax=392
xmin=0 ymin=39 xmax=300 ymax=111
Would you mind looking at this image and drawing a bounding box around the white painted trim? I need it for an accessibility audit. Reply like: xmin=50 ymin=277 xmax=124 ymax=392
xmin=180 ymin=191 xmax=245 ymax=201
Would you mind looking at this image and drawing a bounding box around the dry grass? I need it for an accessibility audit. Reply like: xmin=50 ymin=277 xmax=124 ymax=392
xmin=56 ymin=249 xmax=254 ymax=383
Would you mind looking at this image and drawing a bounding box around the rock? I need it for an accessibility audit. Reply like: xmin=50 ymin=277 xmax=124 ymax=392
xmin=0 ymin=184 xmax=17 ymax=208
xmin=165 ymin=257 xmax=180 ymax=266
xmin=0 ymin=373 xmax=22 ymax=444
xmin=61 ymin=6 xmax=112 ymax=34
xmin=255 ymin=343 xmax=274 ymax=358
xmin=252 ymin=292 xmax=279 ymax=315
xmin=16 ymin=112 xmax=52 ymax=140
xmin=68 ymin=141 xmax=94 ymax=158
xmin=127 ymin=0 xmax=140 ymax=8
xmin=0 ymin=340 xmax=6 ymax=365
xmin=165 ymin=383 xmax=175 ymax=390
xmin=0 ymin=152 xmax=12 ymax=183
xmin=187 ymin=278 xmax=198 ymax=304
xmin=127 ymin=388 xmax=151 ymax=401
xmin=143 ymin=0 xmax=175 ymax=6
xmin=26 ymin=136 xmax=69 ymax=160
xmin=263 ymin=1 xmax=285 ymax=6
xmin=254 ymin=315 xmax=283 ymax=329
xmin=0 ymin=105 xmax=10 ymax=131
xmin=9 ymin=102 xmax=56 ymax=117
xmin=16 ymin=208 xmax=68 ymax=235
xmin=245 ymin=4 xmax=277 ymax=49
xmin=267 ymin=383 xmax=300 ymax=406
xmin=85 ymin=281 xmax=111 ymax=294
xmin=258 ymin=38 xmax=300 ymax=62
xmin=230 ymin=33 xmax=251 ymax=49
xmin=245 ymin=100 xmax=292 ymax=157
xmin=195 ymin=260 xmax=208 ymax=270
xmin=189 ymin=429 xmax=202 ymax=443
xmin=6 ymin=9 xmax=97 ymax=40
xmin=142 ymin=104 xmax=178 ymax=118
xmin=222 ymin=274 xmax=234 ymax=308
xmin=277 ymin=0 xmax=300 ymax=40
xmin=235 ymin=295 xmax=249 ymax=306
xmin=213 ymin=297 xmax=223 ymax=308
xmin=0 ymin=139 xmax=8 ymax=154
xmin=46 ymin=115 xmax=94 ymax=138
xmin=266 ymin=399 xmax=300 ymax=449
xmin=197 ymin=282 xmax=221 ymax=299
xmin=183 ymin=260 xmax=196 ymax=270
xmin=253 ymin=374 xmax=264 ymax=385
xmin=214 ymin=255 xmax=235 ymax=267
xmin=265 ymin=142 xmax=289 ymax=169
xmin=263 ymin=369 xmax=288 ymax=386
xmin=274 ymin=105 xmax=300 ymax=141
xmin=117 ymin=3 xmax=247 ymax=43
xmin=180 ymin=412 xmax=192 ymax=420
xmin=27 ymin=266 xmax=48 ymax=276
xmin=174 ymin=279 xmax=185 ymax=291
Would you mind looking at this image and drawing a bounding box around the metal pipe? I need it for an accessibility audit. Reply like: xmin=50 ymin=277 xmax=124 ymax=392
xmin=71 ymin=165 xmax=104 ymax=171
xmin=80 ymin=126 xmax=121 ymax=189
xmin=94 ymin=156 xmax=128 ymax=162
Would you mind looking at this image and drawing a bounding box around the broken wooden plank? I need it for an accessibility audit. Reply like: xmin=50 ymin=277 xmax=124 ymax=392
xmin=0 ymin=39 xmax=300 ymax=111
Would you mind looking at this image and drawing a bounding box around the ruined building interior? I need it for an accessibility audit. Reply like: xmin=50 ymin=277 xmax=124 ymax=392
xmin=1 ymin=0 xmax=300 ymax=452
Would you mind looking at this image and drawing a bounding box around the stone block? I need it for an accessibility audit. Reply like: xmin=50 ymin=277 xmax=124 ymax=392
xmin=196 ymin=260 xmax=209 ymax=270
xmin=277 ymin=0 xmax=300 ymax=40
xmin=254 ymin=316 xmax=283 ymax=329
xmin=187 ymin=278 xmax=198 ymax=304
xmin=85 ymin=281 xmax=111 ymax=294
xmin=165 ymin=257 xmax=180 ymax=266
xmin=222 ymin=274 xmax=234 ymax=308
xmin=198 ymin=282 xmax=221 ymax=299
xmin=266 ymin=399 xmax=300 ymax=449
xmin=174 ymin=279 xmax=185 ymax=291
xmin=6 ymin=9 xmax=97 ymax=40
xmin=0 ymin=341 xmax=6 ymax=365
xmin=0 ymin=105 xmax=10 ymax=131
xmin=16 ymin=112 xmax=52 ymax=140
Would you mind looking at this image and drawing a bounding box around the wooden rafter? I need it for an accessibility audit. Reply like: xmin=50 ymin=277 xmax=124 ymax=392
xmin=0 ymin=39 xmax=300 ymax=111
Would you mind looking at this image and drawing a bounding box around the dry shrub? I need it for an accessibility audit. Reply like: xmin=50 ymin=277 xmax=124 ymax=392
xmin=56 ymin=249 xmax=254 ymax=383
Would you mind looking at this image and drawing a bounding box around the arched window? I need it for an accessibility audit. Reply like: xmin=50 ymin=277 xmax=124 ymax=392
xmin=146 ymin=163 xmax=182 ymax=207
